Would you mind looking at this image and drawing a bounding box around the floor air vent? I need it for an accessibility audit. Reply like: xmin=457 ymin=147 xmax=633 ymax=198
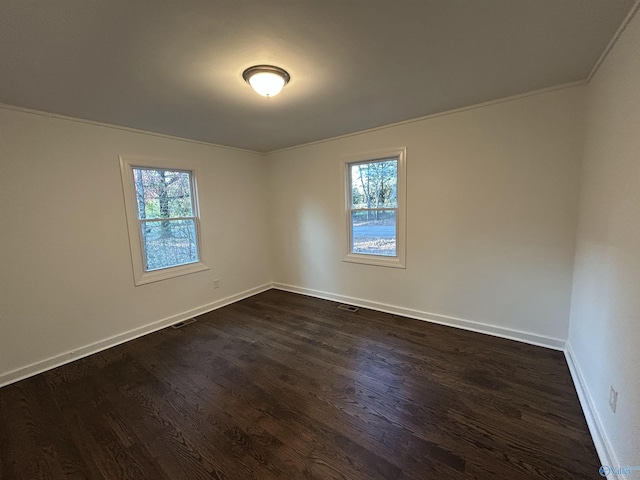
xmin=171 ymin=318 xmax=197 ymax=329
xmin=337 ymin=304 xmax=359 ymax=312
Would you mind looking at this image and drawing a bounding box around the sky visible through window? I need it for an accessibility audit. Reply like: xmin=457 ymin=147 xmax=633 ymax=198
xmin=350 ymin=159 xmax=398 ymax=256
xmin=133 ymin=168 xmax=198 ymax=271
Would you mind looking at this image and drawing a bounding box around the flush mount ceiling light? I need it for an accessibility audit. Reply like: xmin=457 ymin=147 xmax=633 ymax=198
xmin=242 ymin=65 xmax=290 ymax=97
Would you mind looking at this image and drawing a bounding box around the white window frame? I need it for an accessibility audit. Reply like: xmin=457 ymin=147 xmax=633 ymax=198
xmin=341 ymin=147 xmax=406 ymax=269
xmin=119 ymin=155 xmax=209 ymax=286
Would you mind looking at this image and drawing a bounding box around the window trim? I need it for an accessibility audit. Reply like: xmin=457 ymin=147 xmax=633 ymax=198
xmin=341 ymin=147 xmax=407 ymax=269
xmin=119 ymin=155 xmax=209 ymax=286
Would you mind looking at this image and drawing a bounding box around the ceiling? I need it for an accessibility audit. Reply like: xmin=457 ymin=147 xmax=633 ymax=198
xmin=0 ymin=1 xmax=635 ymax=153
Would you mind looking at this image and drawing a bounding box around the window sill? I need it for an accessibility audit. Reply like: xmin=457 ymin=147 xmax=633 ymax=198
xmin=134 ymin=261 xmax=210 ymax=286
xmin=342 ymin=252 xmax=405 ymax=269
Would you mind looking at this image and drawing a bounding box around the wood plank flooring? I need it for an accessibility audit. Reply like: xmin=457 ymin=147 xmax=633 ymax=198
xmin=0 ymin=290 xmax=601 ymax=479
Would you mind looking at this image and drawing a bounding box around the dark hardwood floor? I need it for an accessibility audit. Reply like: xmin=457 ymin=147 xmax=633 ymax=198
xmin=0 ymin=290 xmax=600 ymax=479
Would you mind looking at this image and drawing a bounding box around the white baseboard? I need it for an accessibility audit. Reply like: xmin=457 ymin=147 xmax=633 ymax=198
xmin=0 ymin=283 xmax=272 ymax=388
xmin=272 ymin=283 xmax=565 ymax=350
xmin=564 ymin=341 xmax=619 ymax=479
xmin=1 ymin=281 xmax=566 ymax=388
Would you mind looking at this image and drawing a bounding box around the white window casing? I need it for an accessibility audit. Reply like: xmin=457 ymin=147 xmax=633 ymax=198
xmin=119 ymin=155 xmax=209 ymax=286
xmin=341 ymin=147 xmax=406 ymax=269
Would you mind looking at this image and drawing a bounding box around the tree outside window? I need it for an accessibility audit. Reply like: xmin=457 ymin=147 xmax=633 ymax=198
xmin=343 ymin=148 xmax=406 ymax=269
xmin=120 ymin=156 xmax=208 ymax=285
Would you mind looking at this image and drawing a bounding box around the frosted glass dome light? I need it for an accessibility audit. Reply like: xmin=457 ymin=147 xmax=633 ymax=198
xmin=242 ymin=65 xmax=290 ymax=97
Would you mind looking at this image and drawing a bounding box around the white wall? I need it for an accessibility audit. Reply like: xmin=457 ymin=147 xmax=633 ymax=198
xmin=568 ymin=9 xmax=640 ymax=468
xmin=0 ymin=107 xmax=272 ymax=384
xmin=267 ymin=86 xmax=585 ymax=346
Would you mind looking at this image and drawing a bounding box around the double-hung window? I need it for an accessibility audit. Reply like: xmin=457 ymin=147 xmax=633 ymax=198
xmin=342 ymin=147 xmax=406 ymax=268
xmin=120 ymin=156 xmax=208 ymax=285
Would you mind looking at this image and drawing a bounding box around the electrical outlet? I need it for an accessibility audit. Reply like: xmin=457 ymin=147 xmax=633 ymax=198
xmin=213 ymin=279 xmax=220 ymax=289
xmin=609 ymin=386 xmax=618 ymax=413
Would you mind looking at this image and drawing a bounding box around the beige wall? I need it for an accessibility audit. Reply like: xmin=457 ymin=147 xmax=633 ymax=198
xmin=267 ymin=86 xmax=586 ymax=345
xmin=568 ymin=9 xmax=640 ymax=467
xmin=0 ymin=107 xmax=272 ymax=383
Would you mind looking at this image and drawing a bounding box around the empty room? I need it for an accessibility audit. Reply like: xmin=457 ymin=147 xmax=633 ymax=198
xmin=1 ymin=1 xmax=639 ymax=479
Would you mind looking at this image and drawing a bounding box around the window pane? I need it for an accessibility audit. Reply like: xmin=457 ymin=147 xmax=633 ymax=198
xmin=350 ymin=159 xmax=398 ymax=209
xmin=133 ymin=168 xmax=193 ymax=220
xmin=141 ymin=219 xmax=198 ymax=271
xmin=351 ymin=210 xmax=396 ymax=256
